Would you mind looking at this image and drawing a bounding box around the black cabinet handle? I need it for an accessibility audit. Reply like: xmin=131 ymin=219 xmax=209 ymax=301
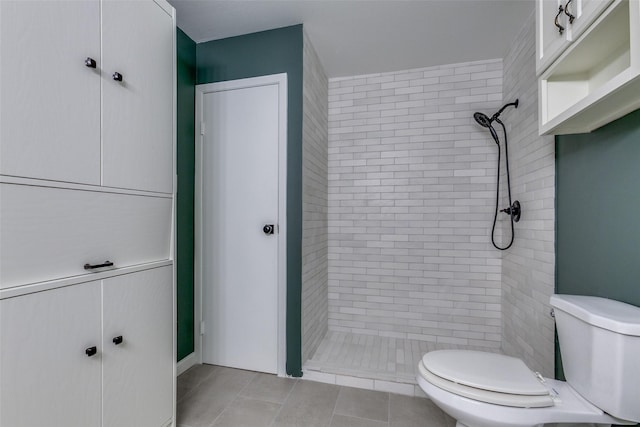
xmin=85 ymin=346 xmax=97 ymax=357
xmin=112 ymin=72 xmax=123 ymax=82
xmin=84 ymin=261 xmax=114 ymax=270
xmin=85 ymin=57 xmax=97 ymax=68
xmin=555 ymin=5 xmax=565 ymax=35
xmin=564 ymin=0 xmax=575 ymax=23
xmin=112 ymin=336 xmax=123 ymax=345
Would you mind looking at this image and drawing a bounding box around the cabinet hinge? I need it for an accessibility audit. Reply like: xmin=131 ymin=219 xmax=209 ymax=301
xmin=200 ymin=321 xmax=205 ymax=335
xmin=200 ymin=122 xmax=205 ymax=136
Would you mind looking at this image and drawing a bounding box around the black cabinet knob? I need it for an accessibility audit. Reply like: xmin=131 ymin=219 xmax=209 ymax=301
xmin=85 ymin=57 xmax=97 ymax=68
xmin=112 ymin=72 xmax=123 ymax=82
xmin=112 ymin=336 xmax=123 ymax=345
xmin=85 ymin=346 xmax=97 ymax=357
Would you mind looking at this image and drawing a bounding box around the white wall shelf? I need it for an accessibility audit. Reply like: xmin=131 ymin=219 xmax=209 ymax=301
xmin=538 ymin=0 xmax=640 ymax=135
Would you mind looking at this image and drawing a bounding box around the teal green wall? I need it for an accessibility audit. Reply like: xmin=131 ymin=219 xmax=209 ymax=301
xmin=195 ymin=25 xmax=304 ymax=376
xmin=176 ymin=28 xmax=196 ymax=361
xmin=556 ymin=108 xmax=640 ymax=306
xmin=556 ymin=109 xmax=640 ymax=426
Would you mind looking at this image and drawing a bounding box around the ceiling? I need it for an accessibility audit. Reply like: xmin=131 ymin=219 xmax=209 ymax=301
xmin=169 ymin=0 xmax=535 ymax=78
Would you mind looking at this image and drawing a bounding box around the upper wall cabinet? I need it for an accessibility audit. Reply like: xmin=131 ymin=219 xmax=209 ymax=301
xmin=537 ymin=0 xmax=572 ymax=74
xmin=538 ymin=0 xmax=640 ymax=135
xmin=0 ymin=1 xmax=102 ymax=185
xmin=102 ymin=0 xmax=174 ymax=193
xmin=0 ymin=0 xmax=174 ymax=193
xmin=537 ymin=0 xmax=613 ymax=75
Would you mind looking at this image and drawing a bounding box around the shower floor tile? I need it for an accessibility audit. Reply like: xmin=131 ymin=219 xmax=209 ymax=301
xmin=303 ymin=331 xmax=500 ymax=393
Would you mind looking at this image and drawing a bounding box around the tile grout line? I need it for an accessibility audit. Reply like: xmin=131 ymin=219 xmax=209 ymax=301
xmin=206 ymin=370 xmax=258 ymax=427
xmin=332 ymin=412 xmax=391 ymax=426
xmin=328 ymin=385 xmax=343 ymax=427
xmin=388 ymin=390 xmax=391 ymax=427
xmin=176 ymin=365 xmax=219 ymax=416
xmin=267 ymin=376 xmax=299 ymax=427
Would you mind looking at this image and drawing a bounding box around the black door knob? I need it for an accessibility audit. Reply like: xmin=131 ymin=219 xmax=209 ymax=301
xmin=85 ymin=346 xmax=97 ymax=357
xmin=112 ymin=336 xmax=123 ymax=345
xmin=263 ymin=224 xmax=275 ymax=235
xmin=85 ymin=57 xmax=97 ymax=68
xmin=112 ymin=72 xmax=123 ymax=82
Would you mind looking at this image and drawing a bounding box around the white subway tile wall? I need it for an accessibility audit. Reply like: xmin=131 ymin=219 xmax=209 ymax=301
xmin=327 ymin=59 xmax=505 ymax=348
xmin=500 ymin=15 xmax=556 ymax=377
xmin=302 ymin=30 xmax=330 ymax=364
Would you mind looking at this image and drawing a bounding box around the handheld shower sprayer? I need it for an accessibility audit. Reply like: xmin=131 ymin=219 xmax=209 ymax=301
xmin=473 ymin=99 xmax=519 ymax=131
xmin=473 ymin=100 xmax=520 ymax=251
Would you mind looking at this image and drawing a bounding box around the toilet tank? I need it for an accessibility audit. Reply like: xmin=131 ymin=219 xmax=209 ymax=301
xmin=550 ymin=294 xmax=640 ymax=422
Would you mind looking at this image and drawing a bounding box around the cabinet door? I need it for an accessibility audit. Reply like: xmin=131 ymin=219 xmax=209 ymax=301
xmin=0 ymin=282 xmax=102 ymax=427
xmin=101 ymin=0 xmax=174 ymax=194
xmin=537 ymin=0 xmax=571 ymax=75
xmin=102 ymin=266 xmax=173 ymax=427
xmin=0 ymin=0 xmax=101 ymax=185
xmin=568 ymin=0 xmax=614 ymax=40
xmin=0 ymin=183 xmax=172 ymax=289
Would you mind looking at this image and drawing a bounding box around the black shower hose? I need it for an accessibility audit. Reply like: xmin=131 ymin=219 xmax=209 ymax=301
xmin=490 ymin=118 xmax=515 ymax=251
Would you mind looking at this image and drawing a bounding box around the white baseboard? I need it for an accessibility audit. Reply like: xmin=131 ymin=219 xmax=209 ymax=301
xmin=177 ymin=352 xmax=198 ymax=376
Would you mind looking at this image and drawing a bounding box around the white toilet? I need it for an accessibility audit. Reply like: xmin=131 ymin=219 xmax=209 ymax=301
xmin=417 ymin=294 xmax=640 ymax=427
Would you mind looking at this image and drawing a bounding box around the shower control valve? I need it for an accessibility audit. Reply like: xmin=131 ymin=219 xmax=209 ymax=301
xmin=500 ymin=200 xmax=521 ymax=222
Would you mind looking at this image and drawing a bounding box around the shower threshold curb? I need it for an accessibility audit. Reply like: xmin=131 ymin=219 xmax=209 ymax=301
xmin=301 ymin=364 xmax=427 ymax=398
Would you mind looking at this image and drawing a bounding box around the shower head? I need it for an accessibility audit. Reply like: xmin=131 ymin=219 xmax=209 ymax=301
xmin=474 ymin=111 xmax=499 ymax=143
xmin=473 ymin=112 xmax=492 ymax=128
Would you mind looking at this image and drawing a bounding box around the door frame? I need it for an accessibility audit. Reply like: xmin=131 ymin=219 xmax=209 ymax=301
xmin=194 ymin=73 xmax=288 ymax=377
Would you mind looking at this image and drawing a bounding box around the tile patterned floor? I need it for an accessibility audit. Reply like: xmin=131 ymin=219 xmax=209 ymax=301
xmin=177 ymin=364 xmax=456 ymax=427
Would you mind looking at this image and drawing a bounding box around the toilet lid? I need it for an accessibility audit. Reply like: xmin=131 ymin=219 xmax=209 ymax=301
xmin=421 ymin=350 xmax=549 ymax=396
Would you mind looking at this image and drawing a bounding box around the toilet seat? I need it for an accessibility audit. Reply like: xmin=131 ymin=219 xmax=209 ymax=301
xmin=419 ymin=350 xmax=554 ymax=408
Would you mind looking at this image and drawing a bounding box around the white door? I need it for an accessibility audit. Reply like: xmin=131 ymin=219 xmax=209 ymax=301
xmin=102 ymin=266 xmax=173 ymax=427
xmin=198 ymin=75 xmax=287 ymax=374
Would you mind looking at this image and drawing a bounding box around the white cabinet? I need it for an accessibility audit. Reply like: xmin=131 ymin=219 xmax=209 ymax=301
xmin=0 ymin=282 xmax=103 ymax=427
xmin=0 ymin=0 xmax=175 ymax=426
xmin=536 ymin=0 xmax=613 ymax=75
xmin=0 ymin=267 xmax=173 ymax=427
xmin=538 ymin=0 xmax=640 ymax=134
xmin=569 ymin=0 xmax=616 ymax=40
xmin=102 ymin=0 xmax=174 ymax=193
xmin=102 ymin=267 xmax=173 ymax=427
xmin=537 ymin=0 xmax=572 ymax=75
xmin=0 ymin=0 xmax=174 ymax=194
xmin=0 ymin=0 xmax=101 ymax=185
xmin=0 ymin=184 xmax=172 ymax=289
